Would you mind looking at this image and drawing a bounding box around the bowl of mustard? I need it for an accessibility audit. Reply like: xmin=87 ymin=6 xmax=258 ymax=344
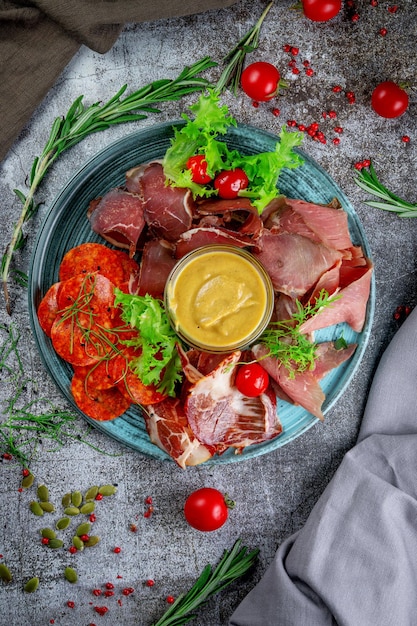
xmin=164 ymin=245 xmax=275 ymax=353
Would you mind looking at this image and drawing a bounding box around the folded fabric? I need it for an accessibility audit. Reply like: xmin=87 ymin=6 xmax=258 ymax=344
xmin=0 ymin=0 xmax=237 ymax=163
xmin=229 ymin=306 xmax=417 ymax=626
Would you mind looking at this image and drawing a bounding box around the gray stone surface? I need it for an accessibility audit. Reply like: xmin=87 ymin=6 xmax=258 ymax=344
xmin=0 ymin=1 xmax=416 ymax=624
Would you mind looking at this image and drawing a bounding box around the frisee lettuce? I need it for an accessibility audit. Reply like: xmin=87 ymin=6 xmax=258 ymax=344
xmin=162 ymin=90 xmax=304 ymax=213
xmin=114 ymin=290 xmax=182 ymax=397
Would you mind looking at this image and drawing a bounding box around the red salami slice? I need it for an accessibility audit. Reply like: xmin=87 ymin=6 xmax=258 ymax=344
xmin=59 ymin=242 xmax=125 ymax=284
xmin=71 ymin=373 xmax=131 ymax=420
xmin=37 ymin=282 xmax=60 ymax=337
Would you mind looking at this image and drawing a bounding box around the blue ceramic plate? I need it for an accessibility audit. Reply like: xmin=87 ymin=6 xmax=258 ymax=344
xmin=28 ymin=122 xmax=375 ymax=465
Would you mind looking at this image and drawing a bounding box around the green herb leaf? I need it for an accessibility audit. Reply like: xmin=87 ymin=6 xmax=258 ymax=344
xmin=114 ymin=290 xmax=182 ymax=396
xmin=152 ymin=539 xmax=259 ymax=626
xmin=259 ymin=290 xmax=342 ymax=377
xmin=162 ymin=90 xmax=303 ymax=214
xmin=354 ymin=161 xmax=417 ymax=216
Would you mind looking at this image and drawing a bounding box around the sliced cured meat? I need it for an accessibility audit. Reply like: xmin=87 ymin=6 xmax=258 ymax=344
xmin=145 ymin=397 xmax=214 ymax=468
xmin=71 ymin=372 xmax=131 ymax=420
xmin=59 ymin=242 xmax=125 ymax=284
xmin=175 ymin=226 xmax=254 ymax=258
xmin=140 ymin=162 xmax=194 ymax=242
xmin=51 ymin=315 xmax=103 ymax=367
xmin=87 ymin=188 xmax=146 ymax=257
xmin=56 ymin=273 xmax=116 ymax=327
xmin=118 ymin=370 xmax=167 ymax=406
xmin=252 ymin=341 xmax=357 ymax=420
xmin=283 ymin=198 xmax=353 ymax=251
xmin=137 ymin=239 xmax=176 ymax=298
xmin=299 ymin=259 xmax=373 ymax=334
xmin=185 ymin=352 xmax=282 ymax=453
xmin=196 ymin=197 xmax=263 ymax=237
xmin=73 ymin=362 xmax=116 ymax=391
xmin=254 ymin=231 xmax=342 ymax=298
xmin=37 ymin=282 xmax=60 ymax=337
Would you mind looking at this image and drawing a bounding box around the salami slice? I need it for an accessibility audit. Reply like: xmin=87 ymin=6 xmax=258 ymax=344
xmin=71 ymin=373 xmax=131 ymax=420
xmin=59 ymin=242 xmax=125 ymax=284
xmin=50 ymin=315 xmax=101 ymax=367
xmin=37 ymin=282 xmax=60 ymax=337
xmin=118 ymin=370 xmax=167 ymax=406
xmin=73 ymin=361 xmax=116 ymax=391
xmin=56 ymin=273 xmax=116 ymax=327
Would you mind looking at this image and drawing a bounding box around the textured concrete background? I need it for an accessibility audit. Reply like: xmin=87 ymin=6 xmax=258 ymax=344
xmin=0 ymin=1 xmax=416 ymax=624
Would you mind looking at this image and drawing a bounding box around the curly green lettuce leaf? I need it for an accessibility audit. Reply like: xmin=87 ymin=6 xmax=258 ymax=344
xmin=114 ymin=290 xmax=182 ymax=396
xmin=162 ymin=90 xmax=304 ymax=213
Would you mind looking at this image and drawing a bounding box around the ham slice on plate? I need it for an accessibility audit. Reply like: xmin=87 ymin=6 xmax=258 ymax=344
xmin=137 ymin=239 xmax=177 ymax=299
xmin=254 ymin=231 xmax=343 ymax=298
xmin=175 ymin=226 xmax=254 ymax=258
xmin=252 ymin=341 xmax=357 ymax=421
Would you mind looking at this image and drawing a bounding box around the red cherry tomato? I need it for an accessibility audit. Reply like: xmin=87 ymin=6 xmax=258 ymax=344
xmin=302 ymin=0 xmax=342 ymax=22
xmin=214 ymin=168 xmax=249 ymax=199
xmin=184 ymin=488 xmax=230 ymax=532
xmin=235 ymin=362 xmax=269 ymax=397
xmin=186 ymin=154 xmax=212 ymax=184
xmin=241 ymin=61 xmax=281 ymax=101
xmin=371 ymin=81 xmax=409 ymax=119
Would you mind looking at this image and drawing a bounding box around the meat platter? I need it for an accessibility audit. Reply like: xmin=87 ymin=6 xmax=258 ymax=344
xmin=28 ymin=121 xmax=375 ymax=465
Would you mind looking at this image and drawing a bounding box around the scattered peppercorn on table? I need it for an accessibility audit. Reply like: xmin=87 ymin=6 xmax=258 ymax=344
xmin=1 ymin=1 xmax=417 ymax=624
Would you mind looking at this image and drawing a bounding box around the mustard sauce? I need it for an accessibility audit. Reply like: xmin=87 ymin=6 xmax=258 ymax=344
xmin=165 ymin=246 xmax=273 ymax=352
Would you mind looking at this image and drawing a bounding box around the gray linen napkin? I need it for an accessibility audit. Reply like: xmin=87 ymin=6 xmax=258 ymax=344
xmin=229 ymin=307 xmax=417 ymax=626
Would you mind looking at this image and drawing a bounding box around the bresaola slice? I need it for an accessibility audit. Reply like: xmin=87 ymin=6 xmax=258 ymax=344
xmin=87 ymin=188 xmax=146 ymax=257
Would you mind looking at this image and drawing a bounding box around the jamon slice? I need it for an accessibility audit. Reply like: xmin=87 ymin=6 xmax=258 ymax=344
xmin=252 ymin=341 xmax=357 ymax=420
xmin=254 ymin=231 xmax=342 ymax=298
xmin=185 ymin=352 xmax=282 ymax=453
xmin=87 ymin=188 xmax=146 ymax=257
xmin=144 ymin=398 xmax=214 ymax=469
xmin=299 ymin=259 xmax=373 ymax=334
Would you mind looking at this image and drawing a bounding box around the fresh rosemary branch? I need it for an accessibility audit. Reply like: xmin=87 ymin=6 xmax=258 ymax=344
xmin=260 ymin=290 xmax=341 ymax=377
xmin=354 ymin=161 xmax=417 ymax=217
xmin=215 ymin=2 xmax=274 ymax=94
xmin=152 ymin=539 xmax=259 ymax=626
xmin=1 ymin=57 xmax=216 ymax=314
xmin=0 ymin=323 xmax=120 ymax=466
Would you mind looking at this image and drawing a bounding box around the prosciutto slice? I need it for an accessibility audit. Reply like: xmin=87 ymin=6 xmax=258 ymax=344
xmin=139 ymin=162 xmax=194 ymax=242
xmin=252 ymin=341 xmax=357 ymax=420
xmin=185 ymin=352 xmax=282 ymax=453
xmin=299 ymin=258 xmax=373 ymax=334
xmin=144 ymin=397 xmax=214 ymax=469
xmin=87 ymin=188 xmax=146 ymax=257
xmin=254 ymin=231 xmax=343 ymax=298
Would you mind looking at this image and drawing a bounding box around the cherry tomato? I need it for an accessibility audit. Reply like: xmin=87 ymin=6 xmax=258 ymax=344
xmin=186 ymin=154 xmax=212 ymax=184
xmin=184 ymin=488 xmax=230 ymax=532
xmin=214 ymin=168 xmax=249 ymax=199
xmin=235 ymin=362 xmax=269 ymax=397
xmin=241 ymin=61 xmax=281 ymax=101
xmin=302 ymin=0 xmax=342 ymax=22
xmin=371 ymin=81 xmax=409 ymax=119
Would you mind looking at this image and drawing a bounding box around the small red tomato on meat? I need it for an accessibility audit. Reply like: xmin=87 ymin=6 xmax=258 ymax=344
xmin=186 ymin=154 xmax=212 ymax=184
xmin=235 ymin=362 xmax=269 ymax=397
xmin=214 ymin=168 xmax=249 ymax=199
xmin=371 ymin=81 xmax=409 ymax=119
xmin=184 ymin=487 xmax=232 ymax=532
xmin=302 ymin=0 xmax=342 ymax=21
xmin=241 ymin=61 xmax=281 ymax=101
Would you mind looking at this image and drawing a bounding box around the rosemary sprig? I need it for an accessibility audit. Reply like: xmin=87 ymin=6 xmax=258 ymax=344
xmin=354 ymin=161 xmax=417 ymax=217
xmin=215 ymin=2 xmax=274 ymax=94
xmin=152 ymin=539 xmax=259 ymax=626
xmin=0 ymin=323 xmax=120 ymax=466
xmin=1 ymin=57 xmax=216 ymax=314
xmin=260 ymin=290 xmax=341 ymax=377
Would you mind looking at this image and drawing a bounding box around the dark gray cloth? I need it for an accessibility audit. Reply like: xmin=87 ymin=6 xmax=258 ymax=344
xmin=0 ymin=0 xmax=237 ymax=163
xmin=230 ymin=307 xmax=417 ymax=626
